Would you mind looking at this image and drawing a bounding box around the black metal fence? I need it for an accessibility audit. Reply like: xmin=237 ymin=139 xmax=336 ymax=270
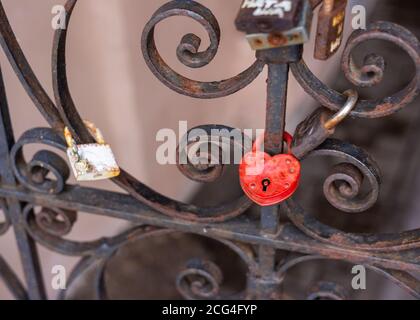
xmin=0 ymin=0 xmax=419 ymax=300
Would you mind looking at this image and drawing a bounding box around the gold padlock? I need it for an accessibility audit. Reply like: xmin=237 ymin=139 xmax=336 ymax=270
xmin=64 ymin=121 xmax=120 ymax=181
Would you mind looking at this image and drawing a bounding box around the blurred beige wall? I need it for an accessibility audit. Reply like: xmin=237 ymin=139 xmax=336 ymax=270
xmin=0 ymin=0 xmax=373 ymax=299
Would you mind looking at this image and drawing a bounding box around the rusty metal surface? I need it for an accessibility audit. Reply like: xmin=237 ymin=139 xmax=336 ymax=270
xmin=141 ymin=0 xmax=265 ymax=99
xmin=291 ymin=21 xmax=420 ymax=118
xmin=0 ymin=0 xmax=418 ymax=300
xmin=314 ymin=0 xmax=347 ymax=60
xmin=235 ymin=0 xmax=305 ymax=34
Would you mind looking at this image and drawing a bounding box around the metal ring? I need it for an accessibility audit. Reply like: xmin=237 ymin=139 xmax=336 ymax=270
xmin=324 ymin=89 xmax=359 ymax=130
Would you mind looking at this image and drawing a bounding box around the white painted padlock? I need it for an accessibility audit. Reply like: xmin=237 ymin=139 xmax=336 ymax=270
xmin=64 ymin=121 xmax=120 ymax=181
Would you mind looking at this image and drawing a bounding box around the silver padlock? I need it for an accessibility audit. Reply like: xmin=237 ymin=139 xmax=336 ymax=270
xmin=64 ymin=121 xmax=120 ymax=181
xmin=235 ymin=0 xmax=313 ymax=50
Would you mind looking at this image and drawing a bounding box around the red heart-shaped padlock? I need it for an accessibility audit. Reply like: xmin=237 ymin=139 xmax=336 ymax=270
xmin=239 ymin=132 xmax=301 ymax=206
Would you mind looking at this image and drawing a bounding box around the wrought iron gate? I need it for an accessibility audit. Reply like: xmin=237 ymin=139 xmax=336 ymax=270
xmin=0 ymin=0 xmax=419 ymax=300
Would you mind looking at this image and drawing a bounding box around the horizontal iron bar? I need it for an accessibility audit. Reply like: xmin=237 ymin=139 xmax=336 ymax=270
xmin=0 ymin=184 xmax=418 ymax=273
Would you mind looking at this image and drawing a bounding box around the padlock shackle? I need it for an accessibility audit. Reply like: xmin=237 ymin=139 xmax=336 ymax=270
xmin=64 ymin=120 xmax=106 ymax=148
xmin=324 ymin=89 xmax=358 ymax=130
xmin=253 ymin=131 xmax=294 ymax=155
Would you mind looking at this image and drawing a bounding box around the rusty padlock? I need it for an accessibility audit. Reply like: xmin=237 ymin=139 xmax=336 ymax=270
xmin=64 ymin=121 xmax=120 ymax=181
xmin=292 ymin=89 xmax=358 ymax=158
xmin=314 ymin=0 xmax=348 ymax=60
xmin=239 ymin=132 xmax=301 ymax=206
xmin=235 ymin=0 xmax=313 ymax=50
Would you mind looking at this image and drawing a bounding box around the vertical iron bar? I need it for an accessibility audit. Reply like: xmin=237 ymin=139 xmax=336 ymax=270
xmin=0 ymin=66 xmax=46 ymax=299
xmin=264 ymin=63 xmax=289 ymax=155
xmin=261 ymin=62 xmax=289 ymax=241
xmin=251 ymin=61 xmax=290 ymax=299
xmin=0 ymin=255 xmax=28 ymax=300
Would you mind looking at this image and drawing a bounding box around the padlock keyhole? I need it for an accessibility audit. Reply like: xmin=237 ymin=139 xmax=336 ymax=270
xmin=262 ymin=178 xmax=271 ymax=192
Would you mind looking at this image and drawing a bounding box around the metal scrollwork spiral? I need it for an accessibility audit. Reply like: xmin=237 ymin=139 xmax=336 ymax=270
xmin=60 ymin=231 xmax=252 ymax=300
xmin=23 ymin=204 xmax=78 ymax=242
xmin=22 ymin=208 xmax=164 ymax=258
xmin=312 ymin=139 xmax=381 ymax=213
xmin=141 ymin=0 xmax=265 ymax=99
xmin=176 ymin=259 xmax=223 ymax=300
xmin=10 ymin=128 xmax=69 ymax=194
xmin=32 ymin=207 xmax=76 ymax=237
xmin=50 ymin=0 xmax=254 ymax=223
xmin=174 ymin=238 xmax=255 ymax=300
xmin=291 ymin=21 xmax=420 ymax=118
xmin=176 ymin=125 xmax=250 ymax=183
xmin=286 ymin=139 xmax=420 ymax=251
xmin=277 ymin=254 xmax=420 ymax=299
xmin=0 ymin=0 xmax=418 ymax=301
